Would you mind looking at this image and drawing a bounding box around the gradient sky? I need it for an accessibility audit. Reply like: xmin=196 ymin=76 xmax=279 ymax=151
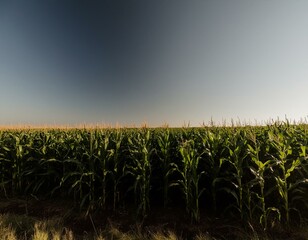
xmin=1 ymin=0 xmax=308 ymax=126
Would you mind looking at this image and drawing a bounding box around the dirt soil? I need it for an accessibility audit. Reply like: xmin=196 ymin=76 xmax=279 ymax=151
xmin=0 ymin=197 xmax=307 ymax=240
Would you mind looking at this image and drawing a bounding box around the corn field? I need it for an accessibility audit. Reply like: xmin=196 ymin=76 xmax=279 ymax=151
xmin=0 ymin=123 xmax=307 ymax=229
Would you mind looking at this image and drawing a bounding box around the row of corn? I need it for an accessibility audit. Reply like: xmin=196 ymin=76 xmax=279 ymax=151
xmin=0 ymin=123 xmax=307 ymax=229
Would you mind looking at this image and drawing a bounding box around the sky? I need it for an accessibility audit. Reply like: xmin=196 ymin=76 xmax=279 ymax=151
xmin=0 ymin=0 xmax=308 ymax=127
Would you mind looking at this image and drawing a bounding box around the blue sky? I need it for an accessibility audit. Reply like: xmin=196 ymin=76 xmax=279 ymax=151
xmin=0 ymin=0 xmax=308 ymax=126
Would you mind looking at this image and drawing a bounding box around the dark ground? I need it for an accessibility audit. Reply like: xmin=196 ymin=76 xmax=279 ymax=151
xmin=0 ymin=197 xmax=307 ymax=240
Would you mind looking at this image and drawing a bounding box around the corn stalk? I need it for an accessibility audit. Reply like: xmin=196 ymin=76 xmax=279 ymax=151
xmin=176 ymin=139 xmax=204 ymax=223
xmin=126 ymin=130 xmax=153 ymax=218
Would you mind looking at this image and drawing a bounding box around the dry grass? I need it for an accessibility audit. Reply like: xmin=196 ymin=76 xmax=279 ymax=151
xmin=0 ymin=225 xmax=17 ymax=240
xmin=151 ymin=230 xmax=179 ymax=240
xmin=0 ymin=213 xmax=308 ymax=240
